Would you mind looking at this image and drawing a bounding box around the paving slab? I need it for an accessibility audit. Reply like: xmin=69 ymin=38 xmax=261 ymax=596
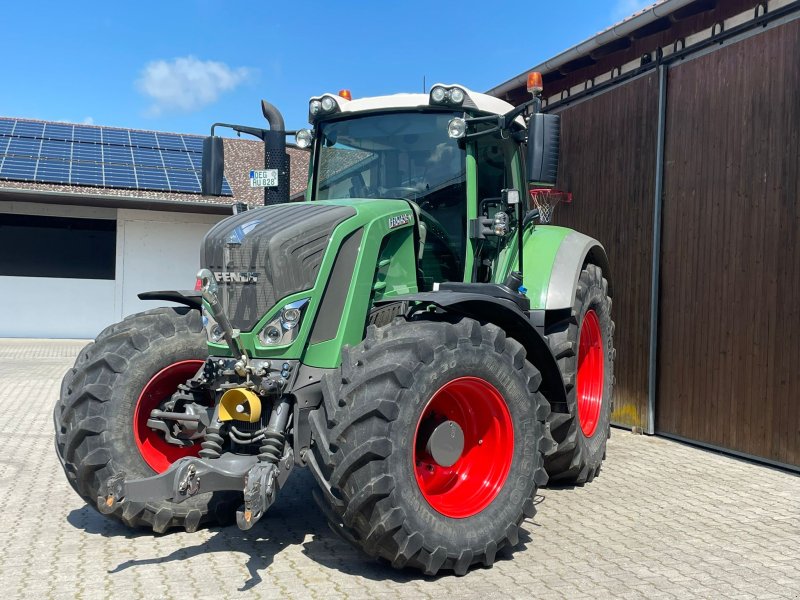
xmin=0 ymin=339 xmax=797 ymax=599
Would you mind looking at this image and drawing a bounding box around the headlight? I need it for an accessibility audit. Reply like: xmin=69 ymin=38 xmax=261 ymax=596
xmin=447 ymin=117 xmax=466 ymax=139
xmin=259 ymin=298 xmax=310 ymax=346
xmin=295 ymin=129 xmax=313 ymax=148
xmin=430 ymin=86 xmax=447 ymax=103
xmin=321 ymin=96 xmax=337 ymax=112
xmin=202 ymin=308 xmax=225 ymax=343
xmin=448 ymin=87 xmax=465 ymax=104
xmin=430 ymin=85 xmax=467 ymax=106
xmin=309 ymin=99 xmax=322 ymax=116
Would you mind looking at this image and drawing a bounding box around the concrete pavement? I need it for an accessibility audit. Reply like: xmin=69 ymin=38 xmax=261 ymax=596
xmin=0 ymin=339 xmax=798 ymax=599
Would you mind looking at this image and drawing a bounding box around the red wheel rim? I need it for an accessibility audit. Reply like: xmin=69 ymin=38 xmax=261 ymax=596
xmin=413 ymin=377 xmax=513 ymax=519
xmin=577 ymin=310 xmax=604 ymax=437
xmin=133 ymin=360 xmax=205 ymax=473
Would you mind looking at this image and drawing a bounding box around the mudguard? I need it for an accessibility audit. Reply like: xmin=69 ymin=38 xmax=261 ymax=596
xmin=546 ymin=230 xmax=613 ymax=310
xmin=137 ymin=290 xmax=202 ymax=311
xmin=381 ymin=291 xmax=567 ymax=408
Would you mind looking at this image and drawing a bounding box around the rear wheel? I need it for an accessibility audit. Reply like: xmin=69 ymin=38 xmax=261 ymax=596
xmin=307 ymin=318 xmax=553 ymax=575
xmin=544 ymin=264 xmax=615 ymax=485
xmin=53 ymin=307 xmax=238 ymax=532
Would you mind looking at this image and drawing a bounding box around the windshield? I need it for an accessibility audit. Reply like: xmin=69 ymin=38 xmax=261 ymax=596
xmin=314 ymin=112 xmax=468 ymax=287
xmin=314 ymin=112 xmax=465 ymax=203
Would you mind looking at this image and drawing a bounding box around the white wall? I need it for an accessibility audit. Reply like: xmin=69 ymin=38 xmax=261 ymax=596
xmin=0 ymin=201 xmax=223 ymax=339
xmin=0 ymin=276 xmax=118 ymax=338
xmin=117 ymin=209 xmax=220 ymax=317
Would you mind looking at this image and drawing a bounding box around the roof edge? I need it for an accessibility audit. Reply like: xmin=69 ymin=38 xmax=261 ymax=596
xmin=0 ymin=186 xmax=233 ymax=215
xmin=487 ymin=0 xmax=695 ymax=97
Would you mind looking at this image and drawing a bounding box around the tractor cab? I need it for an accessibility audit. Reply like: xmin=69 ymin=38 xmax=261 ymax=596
xmin=299 ymin=85 xmax=532 ymax=290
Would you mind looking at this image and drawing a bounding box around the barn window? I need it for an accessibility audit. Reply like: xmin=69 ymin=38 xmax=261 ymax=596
xmin=0 ymin=213 xmax=116 ymax=279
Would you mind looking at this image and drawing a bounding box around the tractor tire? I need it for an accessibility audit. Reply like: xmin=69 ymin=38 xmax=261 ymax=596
xmin=307 ymin=317 xmax=553 ymax=576
xmin=58 ymin=307 xmax=185 ymax=403
xmin=53 ymin=307 xmax=238 ymax=533
xmin=544 ymin=263 xmax=615 ymax=485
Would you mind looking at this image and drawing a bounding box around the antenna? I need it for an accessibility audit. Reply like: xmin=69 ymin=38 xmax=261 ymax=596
xmin=423 ymin=75 xmax=426 ymax=93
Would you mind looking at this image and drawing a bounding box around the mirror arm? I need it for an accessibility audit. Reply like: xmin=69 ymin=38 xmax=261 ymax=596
xmin=462 ymin=97 xmax=539 ymax=140
xmin=210 ymin=123 xmax=296 ymax=140
xmin=210 ymin=122 xmax=267 ymax=140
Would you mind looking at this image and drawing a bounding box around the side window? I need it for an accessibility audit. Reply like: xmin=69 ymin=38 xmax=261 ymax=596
xmin=476 ymin=134 xmax=515 ymax=206
xmin=474 ymin=135 xmax=518 ymax=282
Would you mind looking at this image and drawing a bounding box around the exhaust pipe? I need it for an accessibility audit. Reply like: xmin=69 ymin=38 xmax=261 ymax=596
xmin=260 ymin=100 xmax=290 ymax=206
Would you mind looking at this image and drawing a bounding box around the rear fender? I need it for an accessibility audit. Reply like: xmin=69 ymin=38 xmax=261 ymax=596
xmin=547 ymin=231 xmax=613 ymax=310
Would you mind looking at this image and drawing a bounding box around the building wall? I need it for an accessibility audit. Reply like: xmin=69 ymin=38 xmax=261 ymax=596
xmin=0 ymin=200 xmax=222 ymax=338
xmin=539 ymin=13 xmax=800 ymax=467
xmin=548 ymin=73 xmax=658 ymax=432
xmin=656 ymin=18 xmax=800 ymax=467
xmin=117 ymin=208 xmax=219 ymax=317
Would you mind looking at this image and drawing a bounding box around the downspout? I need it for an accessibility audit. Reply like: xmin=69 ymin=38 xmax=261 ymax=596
xmin=647 ymin=64 xmax=668 ymax=435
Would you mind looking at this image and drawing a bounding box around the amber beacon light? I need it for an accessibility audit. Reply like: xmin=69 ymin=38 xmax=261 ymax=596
xmin=527 ymin=71 xmax=543 ymax=95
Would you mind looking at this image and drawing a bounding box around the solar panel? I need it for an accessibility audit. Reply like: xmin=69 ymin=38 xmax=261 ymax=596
xmin=0 ymin=119 xmax=233 ymax=196
xmin=43 ymin=123 xmax=74 ymax=141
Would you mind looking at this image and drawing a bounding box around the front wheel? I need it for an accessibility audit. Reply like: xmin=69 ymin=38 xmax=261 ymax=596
xmin=307 ymin=318 xmax=553 ymax=575
xmin=53 ymin=307 xmax=238 ymax=532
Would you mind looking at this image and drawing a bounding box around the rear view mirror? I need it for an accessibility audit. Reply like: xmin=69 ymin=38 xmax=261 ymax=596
xmin=201 ymin=136 xmax=225 ymax=196
xmin=527 ymin=113 xmax=560 ymax=186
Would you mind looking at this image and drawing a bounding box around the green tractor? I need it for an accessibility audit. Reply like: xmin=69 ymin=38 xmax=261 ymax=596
xmin=54 ymin=77 xmax=614 ymax=576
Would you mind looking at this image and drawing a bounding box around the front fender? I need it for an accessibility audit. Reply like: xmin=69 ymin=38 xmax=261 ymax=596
xmin=137 ymin=290 xmax=202 ymax=311
xmin=383 ymin=291 xmax=567 ymax=408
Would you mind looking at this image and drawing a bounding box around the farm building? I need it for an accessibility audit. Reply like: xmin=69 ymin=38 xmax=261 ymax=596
xmin=0 ymin=118 xmax=308 ymax=338
xmin=489 ymin=0 xmax=799 ymax=469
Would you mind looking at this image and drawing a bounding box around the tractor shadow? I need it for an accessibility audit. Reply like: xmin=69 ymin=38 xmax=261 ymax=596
xmin=67 ymin=470 xmax=539 ymax=590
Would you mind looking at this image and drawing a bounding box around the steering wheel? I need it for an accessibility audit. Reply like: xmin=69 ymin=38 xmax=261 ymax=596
xmin=384 ymin=186 xmax=422 ymax=200
xmin=410 ymin=203 xmax=462 ymax=274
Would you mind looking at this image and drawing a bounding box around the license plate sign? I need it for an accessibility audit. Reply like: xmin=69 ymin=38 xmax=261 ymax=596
xmin=250 ymin=169 xmax=278 ymax=188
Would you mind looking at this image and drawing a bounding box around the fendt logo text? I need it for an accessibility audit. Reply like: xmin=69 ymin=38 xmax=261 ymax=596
xmin=213 ymin=271 xmax=259 ymax=284
xmin=388 ymin=213 xmax=412 ymax=229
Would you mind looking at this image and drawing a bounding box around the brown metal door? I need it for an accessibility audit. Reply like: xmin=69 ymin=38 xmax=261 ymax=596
xmin=552 ymin=72 xmax=659 ymax=431
xmin=657 ymin=19 xmax=800 ymax=467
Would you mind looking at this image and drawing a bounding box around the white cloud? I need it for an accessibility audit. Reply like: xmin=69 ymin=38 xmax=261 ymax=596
xmin=82 ymin=117 xmax=94 ymax=125
xmin=612 ymin=0 xmax=653 ymax=20
xmin=136 ymin=56 xmax=252 ymax=115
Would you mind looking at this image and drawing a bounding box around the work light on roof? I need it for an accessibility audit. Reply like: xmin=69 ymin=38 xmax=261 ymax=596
xmin=309 ymin=95 xmax=341 ymax=122
xmin=429 ymin=85 xmax=467 ymax=107
xmin=320 ymin=96 xmax=337 ymax=112
xmin=430 ymin=86 xmax=447 ymax=103
xmin=449 ymin=87 xmax=465 ymax=104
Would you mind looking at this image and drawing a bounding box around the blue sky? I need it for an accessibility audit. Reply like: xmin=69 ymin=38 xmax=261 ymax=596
xmin=1 ymin=0 xmax=650 ymax=136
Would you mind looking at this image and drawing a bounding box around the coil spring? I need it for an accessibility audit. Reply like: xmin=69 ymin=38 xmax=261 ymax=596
xmin=199 ymin=424 xmax=224 ymax=459
xmin=258 ymin=431 xmax=284 ymax=464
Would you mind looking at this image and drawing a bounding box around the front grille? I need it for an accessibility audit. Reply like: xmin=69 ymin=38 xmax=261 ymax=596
xmin=201 ymin=203 xmax=356 ymax=331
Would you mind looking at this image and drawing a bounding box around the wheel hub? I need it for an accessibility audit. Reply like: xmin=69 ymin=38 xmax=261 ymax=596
xmin=425 ymin=420 xmax=464 ymax=468
xmin=413 ymin=376 xmax=513 ymax=519
xmin=576 ymin=309 xmax=604 ymax=438
xmin=133 ymin=360 xmax=206 ymax=473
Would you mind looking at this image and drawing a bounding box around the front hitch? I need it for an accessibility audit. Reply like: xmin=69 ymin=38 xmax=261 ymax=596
xmin=98 ymin=451 xmax=295 ymax=530
xmin=99 ymin=454 xmax=257 ymax=513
